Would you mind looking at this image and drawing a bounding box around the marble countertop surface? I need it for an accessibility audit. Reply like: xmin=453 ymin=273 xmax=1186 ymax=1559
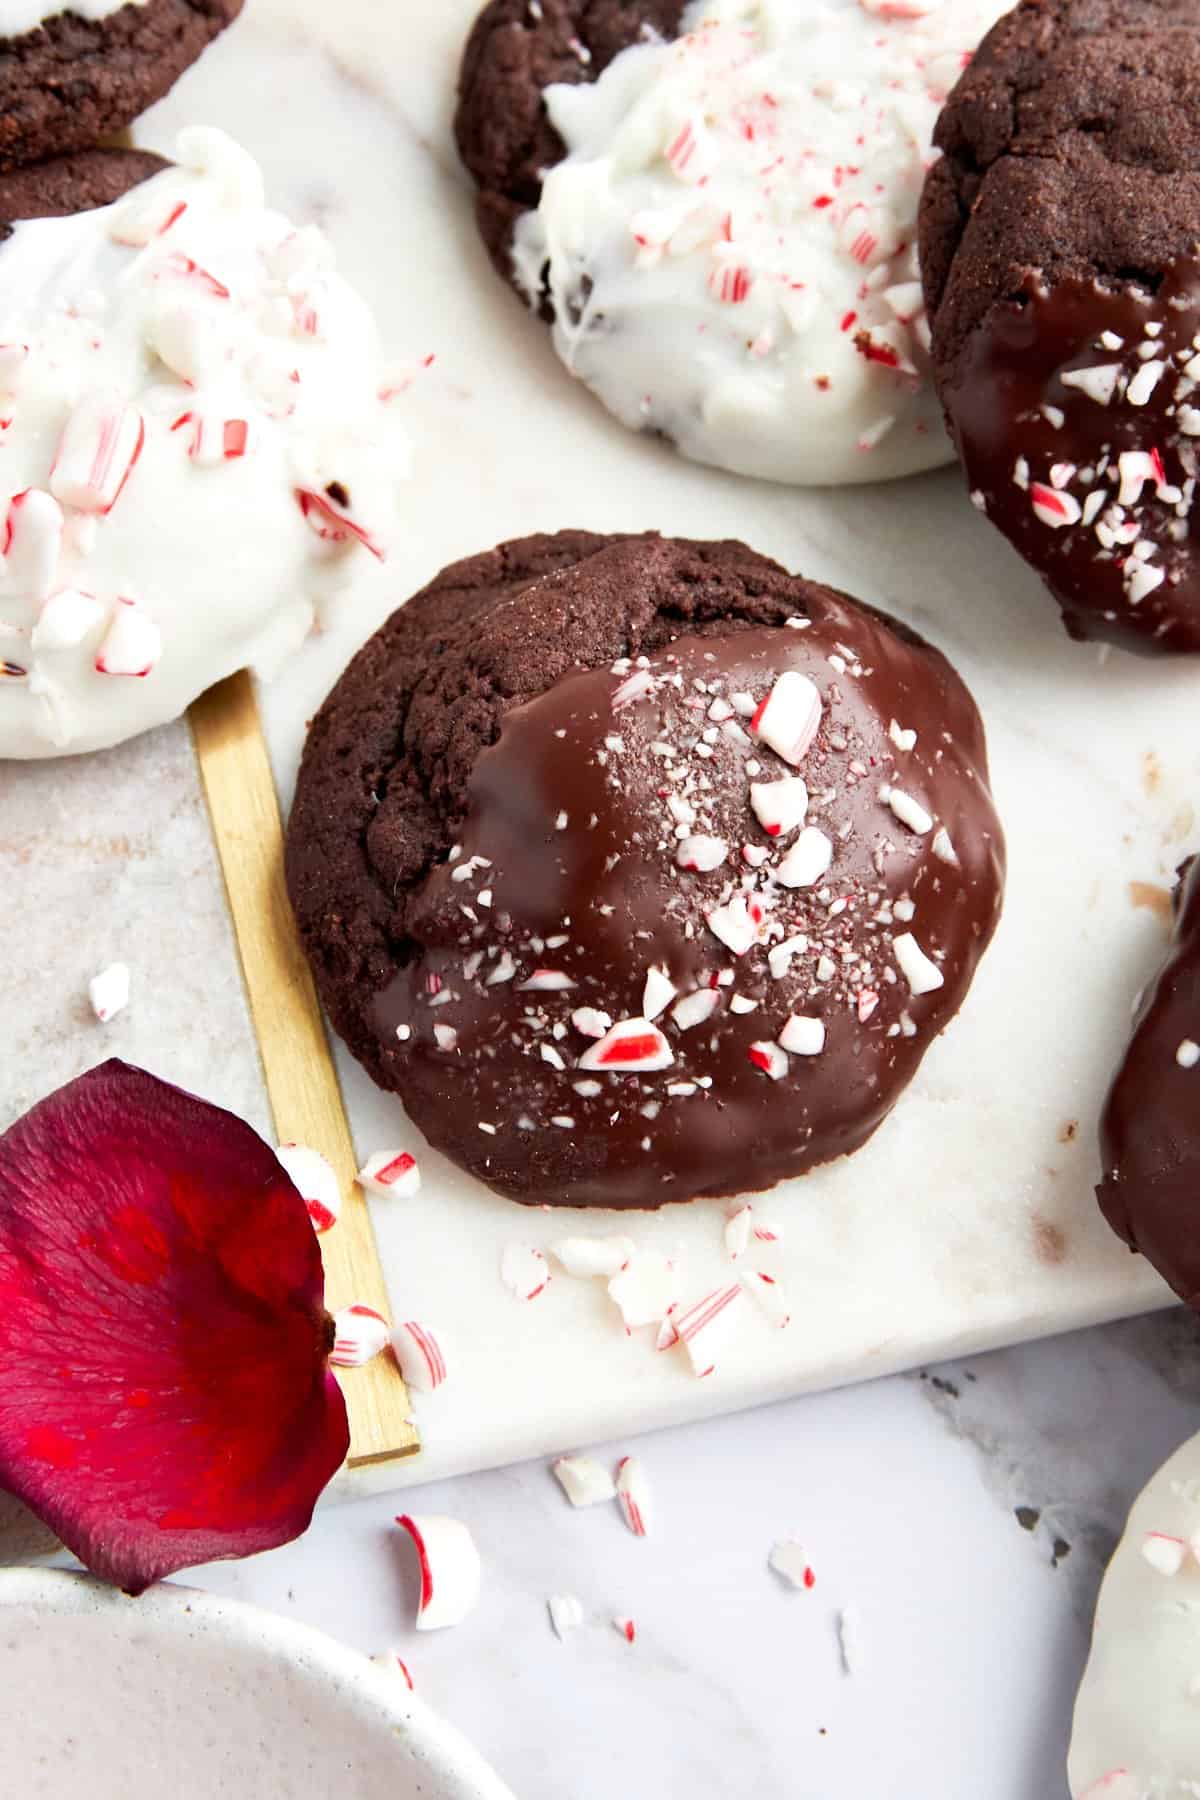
xmin=5 ymin=3 xmax=1200 ymax=1796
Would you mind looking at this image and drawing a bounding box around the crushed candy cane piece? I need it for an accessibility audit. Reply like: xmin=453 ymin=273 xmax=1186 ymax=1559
xmin=548 ymin=1593 xmax=586 ymax=1640
xmin=330 ymin=1304 xmax=390 ymax=1368
xmin=893 ymin=932 xmax=944 ymax=996
xmin=676 ymin=834 xmax=729 ymax=872
xmin=571 ymin=1006 xmax=612 ymax=1038
xmin=88 ymin=962 xmax=129 ymax=1023
xmin=50 ymin=392 xmax=145 ymax=514
xmin=392 ymin=1321 xmax=448 ymax=1393
xmin=500 ymin=1243 xmax=550 ymax=1301
xmin=887 ymin=789 xmax=933 ymax=835
xmin=776 ymin=827 xmax=833 ymax=889
xmin=579 ymin=1018 xmax=672 ymax=1073
xmin=705 ymin=895 xmax=760 ymax=955
xmin=94 ymin=597 xmax=161 ymax=677
xmin=642 ymin=966 xmax=677 ymax=1020
xmin=553 ymin=1454 xmax=617 ymax=1508
xmin=608 ymin=1250 xmax=680 ymax=1330
xmin=396 ymin=1515 xmax=481 ymax=1632
xmin=1141 ymin=1531 xmax=1187 ymax=1576
xmin=672 ymin=1282 xmax=746 ymax=1376
xmin=777 ymin=1014 xmax=825 ymax=1057
xmin=671 ymin=987 xmax=721 ymax=1031
xmin=357 ymin=1149 xmax=421 ymax=1199
xmin=616 ymin=1456 xmax=652 ymax=1537
xmin=1076 ymin=1775 xmax=1139 ymax=1800
xmin=751 ymin=672 xmax=822 ymax=766
xmin=740 ymin=1269 xmax=791 ymax=1329
xmin=370 ymin=1650 xmax=415 ymax=1691
xmin=613 ymin=1616 xmax=637 ymax=1644
xmin=724 ymin=1205 xmax=753 ymax=1260
xmin=32 ymin=588 xmax=104 ymax=653
xmin=750 ymin=776 xmax=809 ymax=837
xmin=275 ymin=1142 xmax=341 ymax=1233
xmin=552 ymin=1236 xmax=635 ymax=1278
xmin=769 ymin=1540 xmax=816 ymax=1590
xmin=749 ymin=1041 xmax=788 ymax=1080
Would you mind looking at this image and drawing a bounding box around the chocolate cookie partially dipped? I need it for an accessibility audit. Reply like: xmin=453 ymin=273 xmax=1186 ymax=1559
xmin=286 ymin=532 xmax=1005 ymax=1211
xmin=1098 ymin=860 xmax=1200 ymax=1304
xmin=921 ymin=0 xmax=1200 ymax=654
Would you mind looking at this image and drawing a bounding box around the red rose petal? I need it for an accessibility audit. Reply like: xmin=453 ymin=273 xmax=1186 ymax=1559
xmin=0 ymin=1061 xmax=349 ymax=1593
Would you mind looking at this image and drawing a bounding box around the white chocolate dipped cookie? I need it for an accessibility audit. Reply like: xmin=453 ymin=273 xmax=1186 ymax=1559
xmin=1070 ymin=1430 xmax=1200 ymax=1798
xmin=457 ymin=0 xmax=1011 ymax=486
xmin=0 ymin=127 xmax=410 ymax=759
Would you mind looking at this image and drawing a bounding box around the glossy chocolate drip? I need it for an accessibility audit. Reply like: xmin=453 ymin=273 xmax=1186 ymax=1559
xmin=371 ymin=603 xmax=1004 ymax=1210
xmin=946 ymin=258 xmax=1200 ymax=654
xmin=1098 ymin=857 xmax=1200 ymax=1304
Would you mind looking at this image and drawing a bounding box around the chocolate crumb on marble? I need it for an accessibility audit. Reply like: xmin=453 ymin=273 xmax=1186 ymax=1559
xmin=287 ymin=530 xmax=1004 ymax=1211
xmin=921 ymin=0 xmax=1200 ymax=654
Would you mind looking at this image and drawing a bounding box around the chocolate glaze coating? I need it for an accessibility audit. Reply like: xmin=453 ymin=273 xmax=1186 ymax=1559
xmin=455 ymin=0 xmax=686 ymax=289
xmin=1099 ymin=859 xmax=1200 ymax=1305
xmin=921 ymin=0 xmax=1200 ymax=654
xmin=0 ymin=0 xmax=243 ymax=174
xmin=286 ymin=531 xmax=1005 ymax=1212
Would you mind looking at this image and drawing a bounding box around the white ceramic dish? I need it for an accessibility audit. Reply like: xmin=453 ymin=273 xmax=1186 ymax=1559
xmin=0 ymin=1567 xmax=516 ymax=1800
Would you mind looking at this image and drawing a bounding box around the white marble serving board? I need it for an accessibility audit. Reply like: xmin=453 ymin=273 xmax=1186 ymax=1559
xmin=7 ymin=0 xmax=1197 ymax=1495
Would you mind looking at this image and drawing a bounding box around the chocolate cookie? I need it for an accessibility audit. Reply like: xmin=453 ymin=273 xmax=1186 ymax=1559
xmin=1098 ymin=859 xmax=1200 ymax=1305
xmin=0 ymin=0 xmax=242 ymax=173
xmin=0 ymin=146 xmax=166 ymax=238
xmin=286 ymin=531 xmax=1005 ymax=1211
xmin=922 ymin=0 xmax=1200 ymax=654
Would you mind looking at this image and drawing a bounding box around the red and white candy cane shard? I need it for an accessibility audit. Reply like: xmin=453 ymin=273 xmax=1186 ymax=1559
xmin=517 ymin=969 xmax=577 ymax=993
xmin=1141 ymin=1531 xmax=1187 ymax=1576
xmin=751 ymin=672 xmax=823 ymax=767
xmin=88 ymin=962 xmax=130 ymax=1024
xmin=740 ymin=1269 xmax=791 ymax=1329
xmin=274 ymin=1142 xmax=341 ymax=1234
xmin=837 ymin=1606 xmax=863 ymax=1677
xmin=552 ymin=1236 xmax=636 ymax=1279
xmin=32 ymin=588 xmax=105 ymax=653
xmin=724 ymin=1205 xmax=753 ymax=1261
xmin=369 ymin=1650 xmax=415 ymax=1692
xmin=395 ymin=1515 xmax=481 ymax=1633
xmin=608 ymin=1250 xmax=681 ymax=1331
xmin=611 ymin=666 xmax=656 ymax=710
xmin=548 ymin=1593 xmax=586 ymax=1640
xmin=655 ymin=1307 xmax=680 ymax=1351
xmin=94 ymin=598 xmax=162 ymax=679
xmin=571 ymin=1005 xmax=612 ymax=1038
xmin=676 ymin=834 xmax=729 ymax=872
xmin=705 ymin=895 xmax=760 ymax=957
xmin=161 ymin=251 xmax=231 ymax=299
xmin=672 ymin=1282 xmax=746 ymax=1377
xmin=615 ymin=1456 xmax=653 ymax=1538
xmin=613 ymin=1617 xmax=637 ymax=1644
xmin=4 ymin=489 xmax=63 ymax=599
xmin=749 ymin=776 xmax=809 ymax=838
xmin=642 ymin=965 xmax=677 ymax=1020
xmin=670 ymin=986 xmax=721 ymax=1032
xmin=357 ymin=1149 xmax=421 ymax=1200
xmin=776 ymin=826 xmax=833 ymax=889
xmin=769 ymin=1539 xmax=817 ymax=1591
xmin=329 ymin=1303 xmax=391 ymax=1367
xmin=748 ymin=1041 xmax=789 ymax=1081
xmin=296 ymin=488 xmax=385 ymax=562
xmin=1029 ymin=482 xmax=1082 ymax=529
xmin=50 ymin=394 xmax=145 ymax=515
xmin=754 ymin=1222 xmax=781 ymax=1245
xmin=578 ymin=1017 xmax=673 ymax=1073
xmin=552 ymin=1454 xmax=618 ymax=1508
xmin=500 ymin=1243 xmax=551 ymax=1301
xmin=392 ymin=1320 xmax=448 ymax=1394
xmin=109 ymin=191 xmax=188 ymax=246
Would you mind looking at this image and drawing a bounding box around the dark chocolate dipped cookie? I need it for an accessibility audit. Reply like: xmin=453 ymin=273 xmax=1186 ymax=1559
xmin=922 ymin=0 xmax=1200 ymax=655
xmin=286 ymin=531 xmax=1005 ymax=1211
xmin=1099 ymin=859 xmax=1200 ymax=1305
xmin=0 ymin=0 xmax=242 ymax=174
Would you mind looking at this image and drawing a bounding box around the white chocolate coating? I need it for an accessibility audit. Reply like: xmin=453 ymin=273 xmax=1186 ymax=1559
xmin=513 ymin=0 xmax=1009 ymax=486
xmin=0 ymin=0 xmax=147 ymax=32
xmin=0 ymin=128 xmax=409 ymax=759
xmin=1070 ymin=1430 xmax=1200 ymax=1797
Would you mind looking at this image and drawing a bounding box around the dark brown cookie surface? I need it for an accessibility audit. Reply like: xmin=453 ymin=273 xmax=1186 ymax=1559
xmin=921 ymin=0 xmax=1200 ymax=654
xmin=1099 ymin=859 xmax=1200 ymax=1306
xmin=455 ymin=0 xmax=684 ymax=281
xmin=286 ymin=531 xmax=1005 ymax=1212
xmin=0 ymin=146 xmax=166 ymax=238
xmin=0 ymin=0 xmax=242 ymax=174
